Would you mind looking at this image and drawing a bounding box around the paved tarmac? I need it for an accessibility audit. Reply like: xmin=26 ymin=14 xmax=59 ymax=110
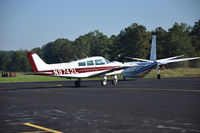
xmin=0 ymin=77 xmax=200 ymax=133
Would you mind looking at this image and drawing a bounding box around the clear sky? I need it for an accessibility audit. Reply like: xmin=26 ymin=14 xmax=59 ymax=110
xmin=0 ymin=0 xmax=199 ymax=51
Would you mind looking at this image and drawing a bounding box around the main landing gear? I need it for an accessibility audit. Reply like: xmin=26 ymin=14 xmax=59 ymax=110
xmin=101 ymin=75 xmax=118 ymax=86
xmin=75 ymin=78 xmax=81 ymax=87
xmin=75 ymin=75 xmax=119 ymax=87
xmin=112 ymin=75 xmax=118 ymax=86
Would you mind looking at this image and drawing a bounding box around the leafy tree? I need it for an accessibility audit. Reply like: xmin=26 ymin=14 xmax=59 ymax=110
xmin=190 ymin=20 xmax=200 ymax=56
xmin=166 ymin=23 xmax=194 ymax=57
xmin=73 ymin=35 xmax=91 ymax=59
xmin=88 ymin=30 xmax=111 ymax=59
xmin=108 ymin=35 xmax=121 ymax=60
xmin=42 ymin=38 xmax=74 ymax=63
xmin=190 ymin=20 xmax=200 ymax=67
xmin=113 ymin=23 xmax=151 ymax=61
xmin=1 ymin=20 xmax=200 ymax=72
xmin=166 ymin=23 xmax=195 ymax=67
xmin=152 ymin=27 xmax=167 ymax=59
xmin=0 ymin=52 xmax=12 ymax=71
xmin=9 ymin=50 xmax=28 ymax=71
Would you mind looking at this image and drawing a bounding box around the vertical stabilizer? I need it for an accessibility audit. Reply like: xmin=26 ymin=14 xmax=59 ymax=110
xmin=27 ymin=51 xmax=48 ymax=72
xmin=150 ymin=35 xmax=156 ymax=61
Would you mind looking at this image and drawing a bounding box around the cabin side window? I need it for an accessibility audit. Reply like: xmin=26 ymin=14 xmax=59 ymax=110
xmin=87 ymin=60 xmax=94 ymax=66
xmin=95 ymin=59 xmax=105 ymax=65
xmin=78 ymin=62 xmax=86 ymax=66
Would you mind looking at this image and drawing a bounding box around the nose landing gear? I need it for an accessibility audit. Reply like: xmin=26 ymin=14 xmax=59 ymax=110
xmin=101 ymin=76 xmax=107 ymax=86
xmin=157 ymin=68 xmax=161 ymax=80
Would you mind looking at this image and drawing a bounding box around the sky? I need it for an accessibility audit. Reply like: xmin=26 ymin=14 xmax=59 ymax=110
xmin=0 ymin=0 xmax=199 ymax=51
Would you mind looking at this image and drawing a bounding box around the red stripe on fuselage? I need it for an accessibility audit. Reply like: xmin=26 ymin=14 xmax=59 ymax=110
xmin=37 ymin=66 xmax=119 ymax=76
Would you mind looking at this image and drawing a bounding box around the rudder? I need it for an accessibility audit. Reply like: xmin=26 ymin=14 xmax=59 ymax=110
xmin=150 ymin=35 xmax=156 ymax=61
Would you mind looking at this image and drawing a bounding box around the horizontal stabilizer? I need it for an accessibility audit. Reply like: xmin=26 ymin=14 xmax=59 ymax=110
xmin=125 ymin=57 xmax=153 ymax=62
xmin=158 ymin=57 xmax=200 ymax=64
xmin=157 ymin=55 xmax=184 ymax=62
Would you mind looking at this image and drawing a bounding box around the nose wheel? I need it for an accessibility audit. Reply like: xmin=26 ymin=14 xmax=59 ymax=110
xmin=101 ymin=80 xmax=107 ymax=86
xmin=157 ymin=68 xmax=161 ymax=80
xmin=157 ymin=74 xmax=161 ymax=80
xmin=101 ymin=76 xmax=107 ymax=86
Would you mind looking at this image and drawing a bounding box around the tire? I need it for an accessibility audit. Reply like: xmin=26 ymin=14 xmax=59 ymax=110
xmin=112 ymin=79 xmax=118 ymax=86
xmin=101 ymin=80 xmax=107 ymax=86
xmin=157 ymin=74 xmax=161 ymax=80
xmin=75 ymin=81 xmax=81 ymax=87
xmin=123 ymin=76 xmax=126 ymax=80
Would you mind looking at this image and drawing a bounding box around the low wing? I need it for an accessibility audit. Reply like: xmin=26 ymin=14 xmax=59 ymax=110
xmin=158 ymin=57 xmax=200 ymax=65
xmin=89 ymin=63 xmax=137 ymax=77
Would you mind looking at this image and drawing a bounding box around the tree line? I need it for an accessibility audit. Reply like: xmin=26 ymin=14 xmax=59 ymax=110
xmin=0 ymin=20 xmax=200 ymax=72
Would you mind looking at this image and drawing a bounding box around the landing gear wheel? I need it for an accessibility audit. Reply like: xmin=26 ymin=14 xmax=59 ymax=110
xmin=101 ymin=76 xmax=107 ymax=86
xmin=75 ymin=78 xmax=81 ymax=87
xmin=112 ymin=79 xmax=118 ymax=86
xmin=112 ymin=75 xmax=118 ymax=86
xmin=157 ymin=74 xmax=161 ymax=80
xmin=123 ymin=76 xmax=126 ymax=81
xmin=101 ymin=80 xmax=107 ymax=86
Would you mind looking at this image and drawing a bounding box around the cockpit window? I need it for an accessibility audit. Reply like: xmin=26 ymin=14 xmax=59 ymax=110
xmin=78 ymin=62 xmax=86 ymax=66
xmin=95 ymin=59 xmax=105 ymax=65
xmin=87 ymin=60 xmax=94 ymax=66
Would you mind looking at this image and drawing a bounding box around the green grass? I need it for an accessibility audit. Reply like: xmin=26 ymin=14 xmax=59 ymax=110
xmin=145 ymin=68 xmax=200 ymax=78
xmin=0 ymin=73 xmax=67 ymax=83
xmin=0 ymin=68 xmax=200 ymax=83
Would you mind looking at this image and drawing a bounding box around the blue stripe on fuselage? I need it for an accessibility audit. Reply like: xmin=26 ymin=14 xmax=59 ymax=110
xmin=122 ymin=62 xmax=157 ymax=78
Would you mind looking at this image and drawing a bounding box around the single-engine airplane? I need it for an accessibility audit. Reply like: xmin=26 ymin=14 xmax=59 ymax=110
xmin=27 ymin=51 xmax=136 ymax=87
xmin=122 ymin=35 xmax=200 ymax=79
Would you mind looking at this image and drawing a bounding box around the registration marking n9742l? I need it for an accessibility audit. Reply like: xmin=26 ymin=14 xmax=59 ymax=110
xmin=53 ymin=68 xmax=78 ymax=75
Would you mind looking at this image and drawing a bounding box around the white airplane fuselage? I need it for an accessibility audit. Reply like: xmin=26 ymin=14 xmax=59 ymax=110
xmin=28 ymin=51 xmax=126 ymax=78
xmin=27 ymin=51 xmax=136 ymax=87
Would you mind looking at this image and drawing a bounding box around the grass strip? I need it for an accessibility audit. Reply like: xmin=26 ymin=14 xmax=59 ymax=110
xmin=0 ymin=68 xmax=200 ymax=83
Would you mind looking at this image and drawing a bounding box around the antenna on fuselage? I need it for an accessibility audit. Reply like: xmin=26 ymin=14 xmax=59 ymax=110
xmin=74 ymin=55 xmax=79 ymax=60
xmin=81 ymin=52 xmax=88 ymax=58
xmin=58 ymin=57 xmax=64 ymax=63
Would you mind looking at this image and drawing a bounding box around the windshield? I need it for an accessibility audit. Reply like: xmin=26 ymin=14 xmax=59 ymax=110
xmin=104 ymin=58 xmax=110 ymax=64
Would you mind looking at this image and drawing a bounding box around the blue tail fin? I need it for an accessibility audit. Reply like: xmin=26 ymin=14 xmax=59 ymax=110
xmin=150 ymin=35 xmax=156 ymax=61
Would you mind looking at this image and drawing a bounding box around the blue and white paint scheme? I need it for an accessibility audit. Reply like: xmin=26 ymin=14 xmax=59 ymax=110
xmin=123 ymin=61 xmax=157 ymax=78
xmin=122 ymin=35 xmax=200 ymax=79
